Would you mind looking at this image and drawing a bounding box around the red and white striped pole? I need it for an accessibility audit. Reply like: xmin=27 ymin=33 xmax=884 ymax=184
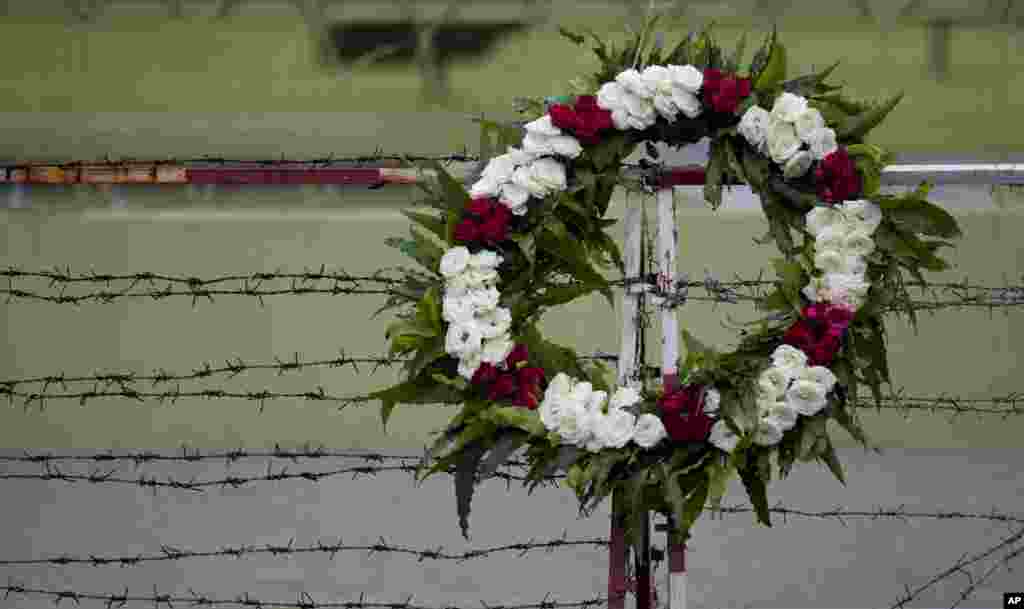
xmin=656 ymin=186 xmax=686 ymax=609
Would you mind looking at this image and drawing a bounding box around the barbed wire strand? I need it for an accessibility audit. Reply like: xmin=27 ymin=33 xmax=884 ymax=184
xmin=0 ymin=582 xmax=609 ymax=609
xmin=4 ymin=267 xmax=1023 ymax=313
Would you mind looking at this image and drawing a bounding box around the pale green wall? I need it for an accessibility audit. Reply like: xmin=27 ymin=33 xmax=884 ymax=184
xmin=0 ymin=12 xmax=1021 ymax=153
xmin=3 ymin=187 xmax=1023 ymax=451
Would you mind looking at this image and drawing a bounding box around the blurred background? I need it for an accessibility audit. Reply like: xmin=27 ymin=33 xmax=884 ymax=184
xmin=1 ymin=2 xmax=1022 ymax=608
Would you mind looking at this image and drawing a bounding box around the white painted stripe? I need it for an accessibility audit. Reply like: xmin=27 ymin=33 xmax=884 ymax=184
xmin=882 ymin=163 xmax=1024 ymax=173
xmin=80 ymin=209 xmax=408 ymax=222
xmin=669 ymin=571 xmax=686 ymax=609
xmin=656 ymin=188 xmax=679 ymax=379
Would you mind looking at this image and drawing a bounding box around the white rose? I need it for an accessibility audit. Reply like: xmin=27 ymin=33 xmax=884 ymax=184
xmin=439 ymin=246 xmax=471 ymax=278
xmin=670 ymin=87 xmax=702 ymax=119
xmin=840 ymin=200 xmax=883 ymax=233
xmin=597 ymin=82 xmax=629 ymax=113
xmin=794 ymin=107 xmax=826 ymax=142
xmin=595 ymin=408 xmax=637 ymax=449
xmin=469 ymin=175 xmax=501 ymax=198
xmin=641 ymin=65 xmax=674 ymax=96
xmin=842 ymin=228 xmax=876 ymax=258
xmin=442 ymin=292 xmax=476 ymax=324
xmin=814 ymin=248 xmax=867 ymax=276
xmin=621 ymin=93 xmax=658 ymax=129
xmin=758 ymin=366 xmax=791 ymax=400
xmin=709 ymin=419 xmax=740 ymax=452
xmin=633 ymin=413 xmax=668 ymax=448
xmin=475 ymin=307 xmax=512 ymax=339
xmin=652 ymin=94 xmax=679 ymax=122
xmin=752 ymin=417 xmax=785 ymax=446
xmin=458 ymin=267 xmax=499 ymax=288
xmin=759 ymin=399 xmax=799 ymax=431
xmin=796 ymin=366 xmax=837 ymax=392
xmin=522 ymin=131 xmax=583 ymax=159
xmin=668 ymin=64 xmax=703 ymax=94
xmin=771 ymin=92 xmax=809 ymax=123
xmin=824 ymin=272 xmax=870 ymax=297
xmin=616 ymin=68 xmax=655 ymax=99
xmin=555 ymin=400 xmax=591 ymax=445
xmin=805 ymin=205 xmax=846 ymax=237
xmin=569 ymin=381 xmax=594 ymax=407
xmin=771 ymin=345 xmax=809 ymax=374
xmin=816 ymin=220 xmax=857 ymax=249
xmin=480 ymin=334 xmax=515 ymax=364
xmin=544 ymin=373 xmax=573 ymax=404
xmin=457 ymin=350 xmax=483 ymax=380
xmin=516 ymin=158 xmax=568 ymax=197
xmin=703 ymin=388 xmax=721 ymax=414
xmin=609 ymin=108 xmax=633 ymax=131
xmin=585 ymin=389 xmax=608 ymax=413
xmin=469 ymin=250 xmax=502 ymax=270
xmin=807 ymin=127 xmax=838 ymax=161
xmin=445 ymin=322 xmax=483 ymax=357
xmin=766 ymin=118 xmax=802 ymax=164
xmin=785 ymin=378 xmax=829 ymax=416
xmin=498 ymin=182 xmax=530 ymax=214
xmin=524 ymin=114 xmax=562 ymax=137
xmin=738 ymin=105 xmax=772 ymax=151
xmin=783 ymin=150 xmax=813 ymax=178
xmin=480 ymin=153 xmax=519 ymax=182
xmin=609 ymin=385 xmax=643 ymax=410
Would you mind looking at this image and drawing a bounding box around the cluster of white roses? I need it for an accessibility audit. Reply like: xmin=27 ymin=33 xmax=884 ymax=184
xmin=537 ymin=373 xmax=667 ymax=451
xmin=439 ymin=246 xmax=515 ymax=380
xmin=738 ymin=92 xmax=838 ymax=179
xmin=596 ymin=64 xmax=705 ymax=130
xmin=802 ymin=200 xmax=883 ymax=310
xmin=737 ymin=345 xmax=839 ymax=449
xmin=468 ymin=117 xmax=575 ymax=218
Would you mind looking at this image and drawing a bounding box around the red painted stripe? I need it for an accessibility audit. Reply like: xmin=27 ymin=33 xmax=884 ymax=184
xmin=658 ymin=166 xmax=707 ymax=187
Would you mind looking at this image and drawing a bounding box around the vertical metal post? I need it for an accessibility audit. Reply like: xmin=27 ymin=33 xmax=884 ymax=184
xmin=657 ymin=187 xmax=686 ymax=609
xmin=610 ymin=198 xmax=644 ymax=609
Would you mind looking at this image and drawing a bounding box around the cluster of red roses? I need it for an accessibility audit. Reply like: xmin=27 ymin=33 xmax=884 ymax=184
xmin=454 ymin=197 xmax=512 ymax=246
xmin=656 ymin=302 xmax=855 ymax=443
xmin=701 ymin=68 xmax=753 ymax=115
xmin=548 ymin=95 xmax=615 ymax=144
xmin=815 ymin=148 xmax=862 ymax=204
xmin=782 ymin=302 xmax=855 ymax=366
xmin=470 ymin=344 xmax=547 ymax=409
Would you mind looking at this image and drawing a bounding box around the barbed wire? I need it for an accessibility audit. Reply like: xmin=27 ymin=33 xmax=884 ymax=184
xmin=5 ymin=267 xmax=1023 ymax=312
xmin=1 ymin=152 xmax=483 ymax=171
xmin=0 ymin=445 xmax=427 ymax=465
xmin=0 ymin=583 xmax=609 ymax=609
xmin=2 ymin=379 xmax=1020 ymax=419
xmin=0 ymin=505 xmax=1021 ymax=570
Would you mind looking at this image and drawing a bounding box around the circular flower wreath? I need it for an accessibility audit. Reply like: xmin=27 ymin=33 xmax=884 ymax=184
xmin=371 ymin=23 xmax=963 ymax=549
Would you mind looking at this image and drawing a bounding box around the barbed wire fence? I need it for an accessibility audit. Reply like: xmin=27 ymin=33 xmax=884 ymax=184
xmin=5 ymin=158 xmax=1024 ymax=608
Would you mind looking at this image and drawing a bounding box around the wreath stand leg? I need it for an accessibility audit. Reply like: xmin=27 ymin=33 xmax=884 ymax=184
xmin=610 ymin=197 xmax=645 ymax=609
xmin=657 ymin=186 xmax=686 ymax=609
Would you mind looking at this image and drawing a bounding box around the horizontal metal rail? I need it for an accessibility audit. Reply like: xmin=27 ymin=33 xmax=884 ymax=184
xmin=2 ymin=162 xmax=1023 ymax=187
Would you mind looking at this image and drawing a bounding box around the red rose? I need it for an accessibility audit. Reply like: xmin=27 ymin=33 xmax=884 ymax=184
xmin=702 ymin=69 xmax=752 ymax=115
xmin=815 ymin=148 xmax=862 ymax=203
xmin=478 ymin=214 xmax=509 ymax=245
xmin=783 ymin=305 xmax=850 ymax=367
xmin=513 ymin=382 xmax=541 ymax=410
xmin=505 ymin=344 xmax=530 ymax=369
xmin=488 ymin=373 xmax=518 ymax=401
xmin=467 ymin=197 xmax=496 ymax=217
xmin=453 ymin=218 xmax=480 ymax=243
xmin=471 ymin=362 xmax=500 ymax=386
xmin=574 ymin=95 xmax=601 ymax=113
xmin=549 ymin=104 xmax=580 ymax=132
xmin=658 ymin=384 xmax=714 ymax=442
xmin=517 ymin=366 xmax=545 ymax=389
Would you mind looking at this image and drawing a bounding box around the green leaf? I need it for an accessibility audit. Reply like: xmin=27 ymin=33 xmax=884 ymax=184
xmin=753 ymin=31 xmax=785 ymax=91
xmin=404 ymin=336 xmax=445 ymax=379
xmin=537 ymin=227 xmax=614 ymax=309
xmin=511 ymin=233 xmax=537 ymax=269
xmin=536 ymin=283 xmax=599 ymax=308
xmin=737 ymin=456 xmax=772 ymax=526
xmin=558 ymin=26 xmax=586 ymax=45
xmin=836 ymin=91 xmax=904 ymax=140
xmin=817 ymin=436 xmax=847 ymax=485
xmin=478 ymin=430 xmax=530 ymax=480
xmin=877 ymin=195 xmax=962 ymax=239
xmin=370 ymin=373 xmax=463 ymax=431
xmin=455 ymin=438 xmax=491 ymax=540
xmin=706 ymin=456 xmax=734 ymax=510
xmin=483 ymin=406 xmax=545 ymax=436
xmin=726 ymin=31 xmax=748 ymax=74
xmin=401 ymin=209 xmax=447 ymax=243
xmin=704 ymin=138 xmax=727 ymax=210
xmin=420 ymin=159 xmax=472 ymax=214
xmin=781 ymin=60 xmax=841 ymax=97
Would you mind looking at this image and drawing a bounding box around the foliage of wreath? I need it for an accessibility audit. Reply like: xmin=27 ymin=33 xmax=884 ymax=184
xmin=370 ymin=19 xmax=963 ymax=553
